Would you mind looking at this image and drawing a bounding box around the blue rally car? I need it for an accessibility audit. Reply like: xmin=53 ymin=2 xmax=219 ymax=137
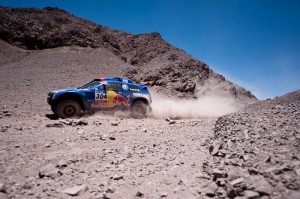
xmin=47 ymin=78 xmax=152 ymax=118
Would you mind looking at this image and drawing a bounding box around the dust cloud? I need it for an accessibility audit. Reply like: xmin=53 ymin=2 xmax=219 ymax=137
xmin=151 ymin=94 xmax=238 ymax=119
xmin=150 ymin=80 xmax=241 ymax=119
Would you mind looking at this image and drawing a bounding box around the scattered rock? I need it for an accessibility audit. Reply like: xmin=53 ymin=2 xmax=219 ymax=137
xmin=44 ymin=143 xmax=51 ymax=148
xmin=0 ymin=183 xmax=7 ymax=193
xmin=136 ymin=191 xmax=144 ymax=197
xmin=254 ymin=180 xmax=273 ymax=196
xmin=4 ymin=112 xmax=11 ymax=117
xmin=56 ymin=159 xmax=68 ymax=169
xmin=46 ymin=123 xmax=64 ymax=128
xmin=23 ymin=181 xmax=34 ymax=189
xmin=216 ymin=178 xmax=226 ymax=187
xmin=248 ymin=167 xmax=258 ymax=175
xmin=62 ymin=184 xmax=88 ymax=196
xmin=205 ymin=182 xmax=218 ymax=197
xmin=99 ymin=135 xmax=107 ymax=141
xmin=196 ymin=173 xmax=210 ymax=179
xmin=112 ymin=174 xmax=123 ymax=180
xmin=215 ymin=188 xmax=227 ymax=198
xmin=229 ymin=177 xmax=244 ymax=186
xmin=1 ymin=125 xmax=11 ymax=132
xmin=178 ymin=178 xmax=188 ymax=185
xmin=160 ymin=192 xmax=168 ymax=197
xmin=169 ymin=120 xmax=176 ymax=125
xmin=243 ymin=154 xmax=249 ymax=161
xmin=15 ymin=126 xmax=23 ymax=131
xmin=212 ymin=168 xmax=227 ymax=180
xmin=225 ymin=183 xmax=238 ymax=198
xmin=59 ymin=119 xmax=88 ymax=126
xmin=209 ymin=144 xmax=221 ymax=156
xmin=190 ymin=121 xmax=198 ymax=126
xmin=111 ymin=122 xmax=119 ymax=126
xmin=39 ymin=163 xmax=59 ymax=179
xmin=142 ymin=128 xmax=147 ymax=132
xmin=109 ymin=136 xmax=116 ymax=140
xmin=106 ymin=187 xmax=115 ymax=193
xmin=75 ymin=119 xmax=88 ymax=126
xmin=93 ymin=121 xmax=102 ymax=126
xmin=243 ymin=129 xmax=250 ymax=139
xmin=244 ymin=190 xmax=259 ymax=199
xmin=295 ymin=168 xmax=300 ymax=176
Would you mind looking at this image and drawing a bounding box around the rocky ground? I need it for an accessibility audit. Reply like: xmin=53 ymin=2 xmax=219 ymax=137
xmin=204 ymin=91 xmax=300 ymax=199
xmin=1 ymin=89 xmax=299 ymax=199
xmin=0 ymin=6 xmax=299 ymax=199
xmin=0 ymin=110 xmax=217 ymax=199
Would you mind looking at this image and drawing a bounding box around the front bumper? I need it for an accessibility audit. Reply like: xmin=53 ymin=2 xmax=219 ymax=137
xmin=47 ymin=92 xmax=54 ymax=105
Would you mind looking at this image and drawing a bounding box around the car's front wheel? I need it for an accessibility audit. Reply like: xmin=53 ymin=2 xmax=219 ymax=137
xmin=56 ymin=100 xmax=81 ymax=118
xmin=131 ymin=101 xmax=149 ymax=119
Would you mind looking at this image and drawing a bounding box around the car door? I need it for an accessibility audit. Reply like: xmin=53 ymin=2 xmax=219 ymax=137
xmin=107 ymin=83 xmax=131 ymax=107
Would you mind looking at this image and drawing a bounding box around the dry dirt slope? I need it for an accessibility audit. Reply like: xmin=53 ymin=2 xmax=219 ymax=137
xmin=0 ymin=39 xmax=132 ymax=114
xmin=0 ymin=6 xmax=257 ymax=104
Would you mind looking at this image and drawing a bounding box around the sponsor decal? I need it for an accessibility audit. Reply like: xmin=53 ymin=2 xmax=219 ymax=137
xmin=132 ymin=93 xmax=143 ymax=97
xmin=92 ymin=91 xmax=131 ymax=108
xmin=95 ymin=93 xmax=108 ymax=100
xmin=122 ymin=84 xmax=129 ymax=91
xmin=93 ymin=92 xmax=109 ymax=108
xmin=130 ymin=88 xmax=140 ymax=92
xmin=91 ymin=101 xmax=109 ymax=108
xmin=112 ymin=94 xmax=130 ymax=106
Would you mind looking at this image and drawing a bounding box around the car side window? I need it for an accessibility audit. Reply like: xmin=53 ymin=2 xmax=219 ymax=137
xmin=97 ymin=85 xmax=106 ymax=90
xmin=106 ymin=83 xmax=122 ymax=91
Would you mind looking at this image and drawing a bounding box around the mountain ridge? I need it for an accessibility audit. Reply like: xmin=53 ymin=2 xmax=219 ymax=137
xmin=0 ymin=6 xmax=257 ymax=104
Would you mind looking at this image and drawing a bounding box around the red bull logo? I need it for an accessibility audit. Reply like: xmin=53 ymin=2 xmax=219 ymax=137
xmin=113 ymin=95 xmax=130 ymax=106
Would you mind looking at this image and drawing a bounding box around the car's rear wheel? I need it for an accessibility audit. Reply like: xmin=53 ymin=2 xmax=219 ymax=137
xmin=131 ymin=101 xmax=148 ymax=119
xmin=56 ymin=100 xmax=81 ymax=118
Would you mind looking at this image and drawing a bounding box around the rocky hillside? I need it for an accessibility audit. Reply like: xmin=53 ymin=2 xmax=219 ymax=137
xmin=203 ymin=90 xmax=300 ymax=198
xmin=0 ymin=6 xmax=256 ymax=104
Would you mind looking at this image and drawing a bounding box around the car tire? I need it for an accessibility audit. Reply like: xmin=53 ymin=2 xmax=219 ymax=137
xmin=56 ymin=100 xmax=81 ymax=118
xmin=131 ymin=101 xmax=148 ymax=119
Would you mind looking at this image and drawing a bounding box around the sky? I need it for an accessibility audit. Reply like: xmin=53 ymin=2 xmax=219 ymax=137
xmin=1 ymin=0 xmax=300 ymax=99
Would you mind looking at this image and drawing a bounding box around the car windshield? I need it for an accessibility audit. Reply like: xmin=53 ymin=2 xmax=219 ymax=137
xmin=79 ymin=80 xmax=100 ymax=89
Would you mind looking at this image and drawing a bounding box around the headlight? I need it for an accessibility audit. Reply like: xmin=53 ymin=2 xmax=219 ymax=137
xmin=48 ymin=91 xmax=57 ymax=99
xmin=52 ymin=92 xmax=57 ymax=99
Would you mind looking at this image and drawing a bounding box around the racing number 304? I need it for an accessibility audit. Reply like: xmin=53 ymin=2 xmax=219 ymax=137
xmin=95 ymin=93 xmax=108 ymax=100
